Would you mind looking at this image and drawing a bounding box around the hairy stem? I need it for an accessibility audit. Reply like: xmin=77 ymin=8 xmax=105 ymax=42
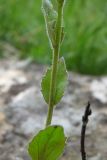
xmin=46 ymin=2 xmax=64 ymax=127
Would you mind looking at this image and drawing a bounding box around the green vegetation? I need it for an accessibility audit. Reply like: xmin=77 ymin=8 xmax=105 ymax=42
xmin=28 ymin=125 xmax=66 ymax=160
xmin=0 ymin=0 xmax=107 ymax=75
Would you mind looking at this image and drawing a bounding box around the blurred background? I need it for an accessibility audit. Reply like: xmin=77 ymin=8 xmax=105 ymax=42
xmin=0 ymin=0 xmax=107 ymax=75
xmin=0 ymin=0 xmax=107 ymax=160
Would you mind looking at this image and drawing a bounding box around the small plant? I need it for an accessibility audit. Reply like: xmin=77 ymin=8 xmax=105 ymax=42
xmin=28 ymin=1 xmax=92 ymax=160
xmin=28 ymin=0 xmax=68 ymax=160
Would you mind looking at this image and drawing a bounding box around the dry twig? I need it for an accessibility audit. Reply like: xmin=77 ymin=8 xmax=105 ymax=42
xmin=81 ymin=102 xmax=92 ymax=160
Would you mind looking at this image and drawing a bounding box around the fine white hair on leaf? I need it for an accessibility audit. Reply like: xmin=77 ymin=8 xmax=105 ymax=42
xmin=42 ymin=0 xmax=58 ymax=49
xmin=42 ymin=0 xmax=57 ymax=20
xmin=42 ymin=0 xmax=53 ymax=16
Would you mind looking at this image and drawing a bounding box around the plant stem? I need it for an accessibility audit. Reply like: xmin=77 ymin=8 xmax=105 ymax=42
xmin=46 ymin=2 xmax=64 ymax=127
xmin=81 ymin=102 xmax=92 ymax=160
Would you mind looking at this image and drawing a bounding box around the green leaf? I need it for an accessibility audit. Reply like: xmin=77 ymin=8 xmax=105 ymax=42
xmin=41 ymin=67 xmax=51 ymax=104
xmin=54 ymin=57 xmax=68 ymax=104
xmin=41 ymin=57 xmax=68 ymax=105
xmin=28 ymin=125 xmax=66 ymax=160
xmin=42 ymin=0 xmax=57 ymax=48
xmin=42 ymin=0 xmax=57 ymax=21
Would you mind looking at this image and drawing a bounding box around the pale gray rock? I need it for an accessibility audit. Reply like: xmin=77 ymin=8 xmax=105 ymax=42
xmin=13 ymin=59 xmax=32 ymax=70
xmin=89 ymin=154 xmax=102 ymax=160
xmin=19 ymin=116 xmax=45 ymax=136
xmin=9 ymin=87 xmax=46 ymax=111
xmin=90 ymin=78 xmax=107 ymax=103
xmin=0 ymin=70 xmax=27 ymax=93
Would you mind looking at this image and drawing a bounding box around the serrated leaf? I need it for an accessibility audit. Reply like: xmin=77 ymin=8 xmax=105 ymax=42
xmin=28 ymin=125 xmax=66 ymax=160
xmin=54 ymin=57 xmax=68 ymax=104
xmin=41 ymin=67 xmax=51 ymax=104
xmin=41 ymin=57 xmax=68 ymax=105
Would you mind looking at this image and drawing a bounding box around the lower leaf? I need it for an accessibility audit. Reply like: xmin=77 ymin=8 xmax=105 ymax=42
xmin=28 ymin=125 xmax=66 ymax=160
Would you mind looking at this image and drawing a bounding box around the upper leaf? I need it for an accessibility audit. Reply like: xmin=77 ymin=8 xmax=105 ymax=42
xmin=28 ymin=125 xmax=66 ymax=160
xmin=41 ymin=57 xmax=68 ymax=105
xmin=42 ymin=0 xmax=57 ymax=48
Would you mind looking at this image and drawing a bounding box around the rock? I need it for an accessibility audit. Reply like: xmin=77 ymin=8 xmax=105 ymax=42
xmin=6 ymin=87 xmax=47 ymax=137
xmin=0 ymin=112 xmax=13 ymax=141
xmin=14 ymin=59 xmax=32 ymax=70
xmin=53 ymin=106 xmax=99 ymax=136
xmin=52 ymin=115 xmax=72 ymax=136
xmin=0 ymin=112 xmax=5 ymax=123
xmin=89 ymin=154 xmax=102 ymax=160
xmin=9 ymin=87 xmax=46 ymax=111
xmin=16 ymin=116 xmax=45 ymax=136
xmin=90 ymin=78 xmax=107 ymax=104
xmin=0 ymin=70 xmax=27 ymax=93
xmin=99 ymin=113 xmax=107 ymax=124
